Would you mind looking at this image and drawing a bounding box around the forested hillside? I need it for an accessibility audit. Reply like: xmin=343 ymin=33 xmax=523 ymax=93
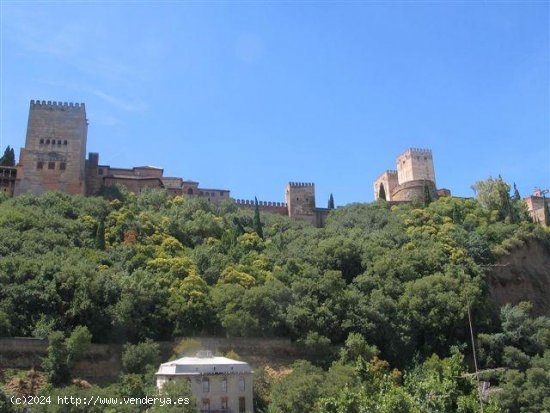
xmin=0 ymin=183 xmax=549 ymax=412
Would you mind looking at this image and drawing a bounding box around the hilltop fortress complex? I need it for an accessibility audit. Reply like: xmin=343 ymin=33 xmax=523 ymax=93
xmin=2 ymin=99 xmax=460 ymax=226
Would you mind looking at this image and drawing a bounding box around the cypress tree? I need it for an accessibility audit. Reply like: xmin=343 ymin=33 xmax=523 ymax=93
xmin=513 ymin=183 xmax=521 ymax=201
xmin=95 ymin=219 xmax=106 ymax=250
xmin=328 ymin=193 xmax=335 ymax=209
xmin=253 ymin=197 xmax=263 ymax=239
xmin=0 ymin=146 xmax=15 ymax=166
xmin=423 ymin=181 xmax=432 ymax=207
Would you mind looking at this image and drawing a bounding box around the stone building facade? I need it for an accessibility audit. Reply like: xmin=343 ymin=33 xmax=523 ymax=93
xmin=374 ymin=148 xmax=449 ymax=203
xmin=524 ymin=189 xmax=549 ymax=227
xmin=0 ymin=166 xmax=16 ymax=196
xmin=156 ymin=351 xmax=253 ymax=413
xmin=14 ymin=100 xmax=88 ymax=196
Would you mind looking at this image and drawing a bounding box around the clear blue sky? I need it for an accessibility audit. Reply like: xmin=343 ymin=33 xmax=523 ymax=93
xmin=1 ymin=2 xmax=548 ymax=205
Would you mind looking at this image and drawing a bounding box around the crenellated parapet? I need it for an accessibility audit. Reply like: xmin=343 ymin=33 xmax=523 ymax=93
xmin=234 ymin=199 xmax=287 ymax=207
xmin=405 ymin=148 xmax=432 ymax=155
xmin=375 ymin=169 xmax=398 ymax=181
xmin=30 ymin=100 xmax=85 ymax=111
xmin=234 ymin=198 xmax=289 ymax=216
xmin=287 ymin=182 xmax=314 ymax=187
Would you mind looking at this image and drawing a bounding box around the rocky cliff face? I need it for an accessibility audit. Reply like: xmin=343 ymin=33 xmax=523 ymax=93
xmin=488 ymin=238 xmax=550 ymax=316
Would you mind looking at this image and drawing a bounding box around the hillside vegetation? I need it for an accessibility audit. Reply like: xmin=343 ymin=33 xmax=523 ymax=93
xmin=0 ymin=182 xmax=549 ymax=412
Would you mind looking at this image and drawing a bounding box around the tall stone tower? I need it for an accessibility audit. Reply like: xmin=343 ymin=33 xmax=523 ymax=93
xmin=14 ymin=100 xmax=88 ymax=196
xmin=285 ymin=182 xmax=316 ymax=225
xmin=396 ymin=148 xmax=436 ymax=186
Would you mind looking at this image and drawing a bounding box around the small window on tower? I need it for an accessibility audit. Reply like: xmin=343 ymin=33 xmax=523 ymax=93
xmin=37 ymin=162 xmax=44 ymax=170
xmin=48 ymin=162 xmax=55 ymax=170
xmin=98 ymin=169 xmax=104 ymax=176
xmin=60 ymin=162 xmax=66 ymax=170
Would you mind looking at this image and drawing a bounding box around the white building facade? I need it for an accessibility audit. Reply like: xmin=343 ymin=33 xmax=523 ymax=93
xmin=156 ymin=351 xmax=254 ymax=413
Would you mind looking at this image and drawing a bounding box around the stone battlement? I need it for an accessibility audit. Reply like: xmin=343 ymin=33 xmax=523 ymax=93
xmin=288 ymin=182 xmax=314 ymax=187
xmin=234 ymin=199 xmax=287 ymax=207
xmin=403 ymin=147 xmax=432 ymax=155
xmin=375 ymin=170 xmax=398 ymax=181
xmin=30 ymin=100 xmax=85 ymax=110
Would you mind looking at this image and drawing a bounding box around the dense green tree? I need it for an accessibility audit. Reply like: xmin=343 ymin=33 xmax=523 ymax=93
xmin=253 ymin=197 xmax=264 ymax=239
xmin=0 ymin=145 xmax=15 ymax=166
xmin=328 ymin=193 xmax=335 ymax=209
xmin=42 ymin=331 xmax=71 ymax=386
xmin=121 ymin=339 xmax=160 ymax=375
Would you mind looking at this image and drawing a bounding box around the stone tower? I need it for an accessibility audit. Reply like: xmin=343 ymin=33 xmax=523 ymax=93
xmin=396 ymin=148 xmax=436 ymax=186
xmin=285 ymin=182 xmax=316 ymax=225
xmin=14 ymin=100 xmax=88 ymax=196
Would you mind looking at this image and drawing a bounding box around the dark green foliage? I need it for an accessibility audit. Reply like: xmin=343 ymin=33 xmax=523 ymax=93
xmin=41 ymin=327 xmax=92 ymax=386
xmin=328 ymin=193 xmax=335 ymax=209
xmin=544 ymin=195 xmax=550 ymax=227
xmin=423 ymin=180 xmax=432 ymax=206
xmin=253 ymin=197 xmax=264 ymax=239
xmin=0 ymin=146 xmax=15 ymax=166
xmin=1 ymin=186 xmax=548 ymax=411
xmin=121 ymin=339 xmax=160 ymax=375
xmin=95 ymin=218 xmax=105 ymax=250
xmin=513 ymin=183 xmax=521 ymax=201
xmin=42 ymin=331 xmax=71 ymax=386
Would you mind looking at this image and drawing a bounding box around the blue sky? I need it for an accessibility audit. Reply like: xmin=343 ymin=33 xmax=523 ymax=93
xmin=1 ymin=2 xmax=548 ymax=205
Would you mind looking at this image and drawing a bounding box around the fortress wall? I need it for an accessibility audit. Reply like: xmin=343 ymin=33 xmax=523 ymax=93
xmin=234 ymin=199 xmax=289 ymax=215
xmin=391 ymin=179 xmax=437 ymax=202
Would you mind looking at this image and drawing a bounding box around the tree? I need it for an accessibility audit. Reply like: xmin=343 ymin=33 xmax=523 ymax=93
xmin=339 ymin=332 xmax=379 ymax=364
xmin=0 ymin=145 xmax=15 ymax=166
xmin=121 ymin=339 xmax=161 ymax=375
xmin=153 ymin=378 xmax=197 ymax=412
xmin=423 ymin=181 xmax=432 ymax=207
xmin=544 ymin=195 xmax=550 ymax=227
xmin=95 ymin=218 xmax=105 ymax=250
xmin=42 ymin=331 xmax=71 ymax=386
xmin=472 ymin=176 xmax=515 ymax=222
xmin=65 ymin=326 xmax=92 ymax=368
xmin=253 ymin=197 xmax=264 ymax=239
xmin=513 ymin=183 xmax=521 ymax=201
xmin=328 ymin=193 xmax=335 ymax=209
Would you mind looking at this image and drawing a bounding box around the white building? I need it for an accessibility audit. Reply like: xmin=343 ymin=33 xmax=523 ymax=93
xmin=156 ymin=350 xmax=254 ymax=413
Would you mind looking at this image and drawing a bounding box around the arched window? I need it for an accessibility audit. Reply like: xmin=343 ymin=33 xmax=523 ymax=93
xmin=187 ymin=188 xmax=193 ymax=195
xmin=46 ymin=139 xmax=50 ymax=144
xmin=63 ymin=140 xmax=68 ymax=145
xmin=57 ymin=140 xmax=61 ymax=145
xmin=378 ymin=184 xmax=387 ymax=201
xmin=39 ymin=139 xmax=44 ymax=144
